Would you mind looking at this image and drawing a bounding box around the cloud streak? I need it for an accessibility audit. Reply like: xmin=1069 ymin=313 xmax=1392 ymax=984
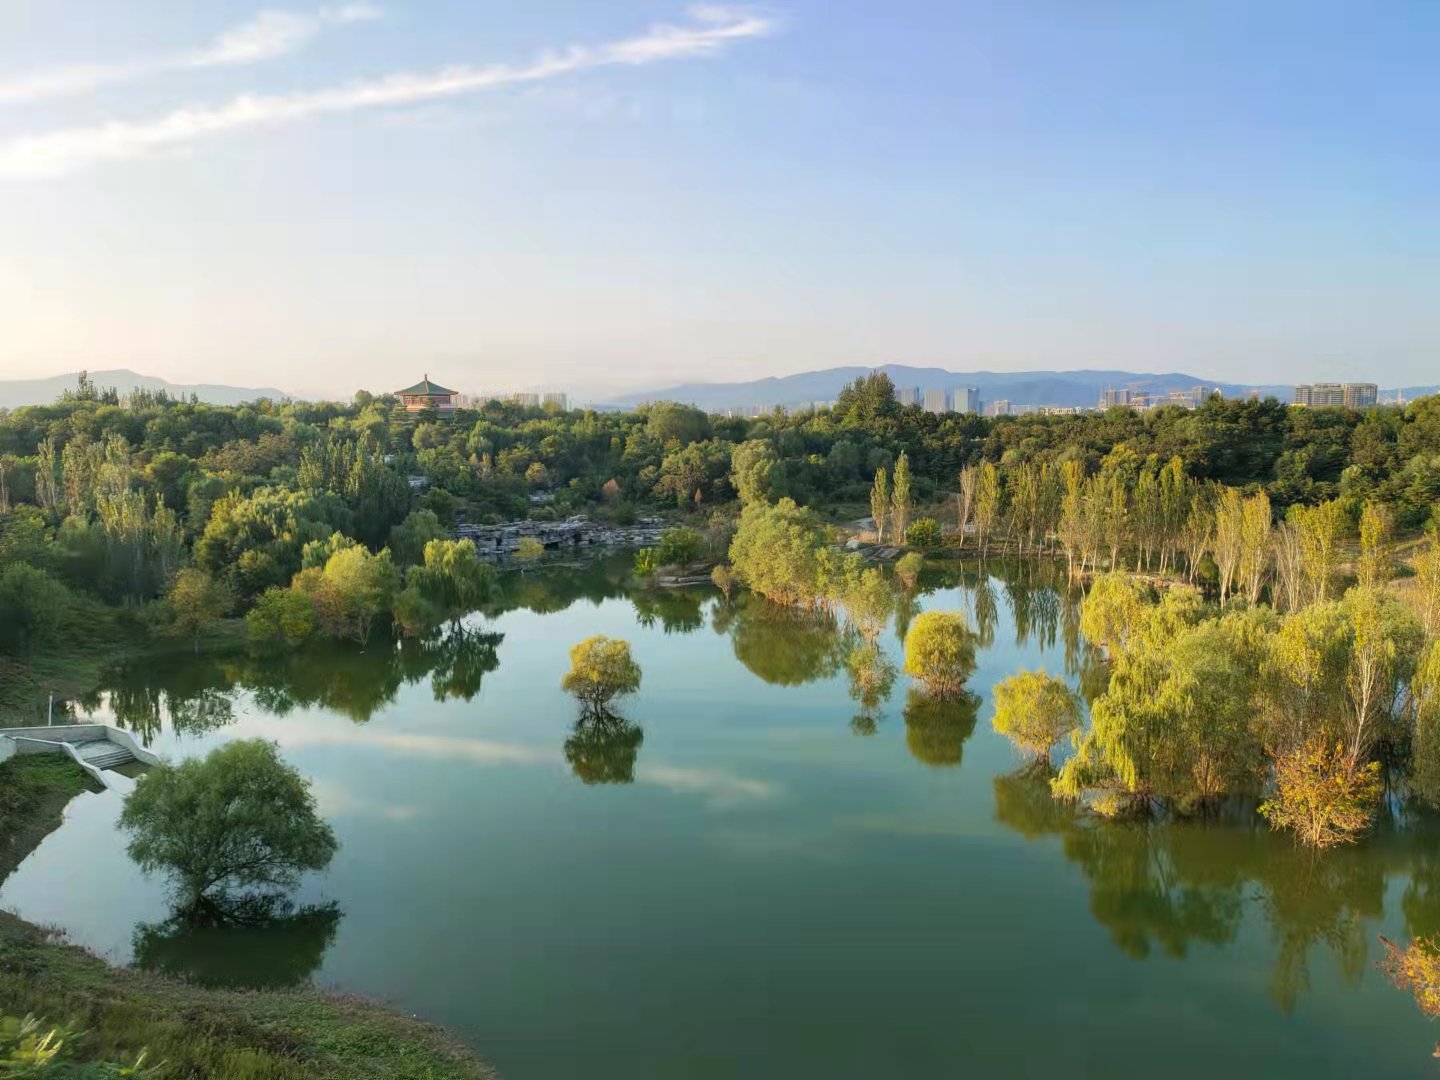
xmin=0 ymin=5 xmax=382 ymax=108
xmin=0 ymin=5 xmax=775 ymax=180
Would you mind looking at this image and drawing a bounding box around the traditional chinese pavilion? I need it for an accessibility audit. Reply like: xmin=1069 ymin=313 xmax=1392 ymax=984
xmin=396 ymin=375 xmax=457 ymax=416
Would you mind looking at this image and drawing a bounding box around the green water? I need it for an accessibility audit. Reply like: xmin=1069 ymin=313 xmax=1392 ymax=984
xmin=5 ymin=556 xmax=1440 ymax=1077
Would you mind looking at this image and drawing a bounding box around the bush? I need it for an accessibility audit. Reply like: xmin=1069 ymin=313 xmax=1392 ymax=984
xmin=1259 ymin=738 xmax=1381 ymax=848
xmin=633 ymin=548 xmax=660 ymax=577
xmin=561 ymin=636 xmax=642 ymax=713
xmin=655 ymin=527 xmax=703 ymax=566
xmin=903 ymin=610 xmax=977 ymax=697
xmin=906 ymin=518 xmax=941 ymax=550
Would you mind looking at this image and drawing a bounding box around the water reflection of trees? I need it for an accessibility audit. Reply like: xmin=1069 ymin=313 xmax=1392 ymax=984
xmin=564 ymin=714 xmax=645 ymax=785
xmin=904 ymin=688 xmax=980 ymax=768
xmin=132 ymin=895 xmax=342 ymax=990
xmin=992 ymin=766 xmax=1440 ymax=1011
xmin=631 ymin=588 xmax=706 ymax=634
xmin=713 ymin=594 xmax=847 ymax=687
xmin=97 ymin=625 xmax=504 ymax=738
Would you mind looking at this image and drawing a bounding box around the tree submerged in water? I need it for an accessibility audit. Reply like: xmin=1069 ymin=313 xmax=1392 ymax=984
xmin=561 ymin=635 xmax=642 ymax=715
xmin=119 ymin=740 xmax=338 ymax=913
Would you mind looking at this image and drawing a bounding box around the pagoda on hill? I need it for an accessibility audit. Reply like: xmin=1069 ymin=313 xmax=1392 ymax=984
xmin=396 ymin=375 xmax=457 ymax=416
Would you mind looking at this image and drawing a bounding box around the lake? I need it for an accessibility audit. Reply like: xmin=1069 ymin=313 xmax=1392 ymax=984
xmin=5 ymin=556 xmax=1440 ymax=1078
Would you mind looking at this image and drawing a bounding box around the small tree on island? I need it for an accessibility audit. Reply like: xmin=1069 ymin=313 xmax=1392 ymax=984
xmin=119 ymin=740 xmax=338 ymax=913
xmin=903 ymin=611 xmax=977 ymax=698
xmin=991 ymin=670 xmax=1082 ymax=762
xmin=562 ymin=636 xmax=642 ymax=714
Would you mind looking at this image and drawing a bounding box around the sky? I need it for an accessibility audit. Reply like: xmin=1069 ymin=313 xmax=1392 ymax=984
xmin=0 ymin=1 xmax=1434 ymax=400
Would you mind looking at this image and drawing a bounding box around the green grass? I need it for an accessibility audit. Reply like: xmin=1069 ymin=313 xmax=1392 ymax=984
xmin=0 ymin=751 xmax=495 ymax=1079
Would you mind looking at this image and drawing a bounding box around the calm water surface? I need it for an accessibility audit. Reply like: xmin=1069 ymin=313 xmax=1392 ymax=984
xmin=6 ymin=557 xmax=1440 ymax=1078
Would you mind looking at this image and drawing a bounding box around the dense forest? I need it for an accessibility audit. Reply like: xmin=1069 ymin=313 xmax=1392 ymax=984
xmin=2 ymin=370 xmax=1439 ymax=666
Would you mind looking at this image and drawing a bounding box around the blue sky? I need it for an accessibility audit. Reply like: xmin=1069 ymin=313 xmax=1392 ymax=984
xmin=0 ymin=1 xmax=1434 ymax=399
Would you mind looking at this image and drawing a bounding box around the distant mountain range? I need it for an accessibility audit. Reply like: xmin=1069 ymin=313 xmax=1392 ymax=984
xmin=0 ymin=369 xmax=293 ymax=409
xmin=600 ymin=365 xmax=1436 ymax=412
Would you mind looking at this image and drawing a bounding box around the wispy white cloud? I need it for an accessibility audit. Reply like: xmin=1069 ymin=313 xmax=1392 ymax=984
xmin=0 ymin=5 xmax=777 ymax=180
xmin=0 ymin=5 xmax=382 ymax=107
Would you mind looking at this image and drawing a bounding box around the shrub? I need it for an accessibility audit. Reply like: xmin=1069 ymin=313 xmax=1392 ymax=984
xmin=0 ymin=563 xmax=69 ymax=652
xmin=561 ymin=636 xmax=642 ymax=713
xmin=634 ymin=548 xmax=661 ymax=577
xmin=903 ymin=610 xmax=977 ymax=697
xmin=906 ymin=518 xmax=941 ymax=550
xmin=655 ymin=527 xmax=703 ymax=566
xmin=514 ymin=536 xmax=545 ymax=562
xmin=1259 ymin=739 xmax=1381 ymax=848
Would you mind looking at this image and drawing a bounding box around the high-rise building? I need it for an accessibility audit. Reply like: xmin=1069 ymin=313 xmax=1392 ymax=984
xmin=897 ymin=386 xmax=921 ymax=408
xmin=1293 ymin=385 xmax=1313 ymax=406
xmin=954 ymin=387 xmax=981 ymax=414
xmin=1170 ymin=386 xmax=1208 ymax=408
xmin=1344 ymin=383 xmax=1378 ymax=408
xmin=922 ymin=388 xmax=948 ymax=414
xmin=1100 ymin=387 xmax=1133 ymax=408
xmin=542 ymin=392 xmax=568 ymax=411
xmin=985 ymin=399 xmax=1012 ymax=417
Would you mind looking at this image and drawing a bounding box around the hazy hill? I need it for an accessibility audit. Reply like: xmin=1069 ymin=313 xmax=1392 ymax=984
xmin=0 ymin=369 xmax=294 ymax=409
xmin=600 ymin=365 xmax=1294 ymax=411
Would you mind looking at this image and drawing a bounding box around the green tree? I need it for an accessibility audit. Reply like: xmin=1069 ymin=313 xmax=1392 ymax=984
xmin=903 ymin=610 xmax=977 ymax=697
xmin=891 ymin=451 xmax=913 ymax=543
xmin=731 ymin=440 xmax=780 ymax=506
xmin=119 ymin=739 xmax=338 ymax=911
xmin=991 ymin=670 xmax=1082 ymax=762
xmin=728 ymin=497 xmax=826 ymax=607
xmin=869 ymin=467 xmax=890 ymax=544
xmin=974 ymin=462 xmax=1001 ymax=558
xmin=167 ymin=568 xmax=235 ymax=651
xmin=1357 ymin=501 xmax=1394 ymax=590
xmin=388 ymin=508 xmax=447 ymax=567
xmin=561 ymin=635 xmax=642 ymax=714
xmin=0 ymin=563 xmax=69 ymax=652
xmin=711 ymin=563 xmax=737 ymax=602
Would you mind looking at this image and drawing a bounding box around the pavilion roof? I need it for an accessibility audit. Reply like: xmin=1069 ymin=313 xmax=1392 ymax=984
xmin=396 ymin=375 xmax=456 ymax=396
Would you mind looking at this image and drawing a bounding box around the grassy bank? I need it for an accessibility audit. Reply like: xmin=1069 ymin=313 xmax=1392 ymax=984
xmin=0 ymin=760 xmax=495 ymax=1079
xmin=0 ymin=619 xmax=248 ymax=726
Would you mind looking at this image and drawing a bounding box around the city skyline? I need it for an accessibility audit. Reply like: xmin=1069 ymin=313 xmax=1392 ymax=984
xmin=1 ymin=2 xmax=1435 ymax=396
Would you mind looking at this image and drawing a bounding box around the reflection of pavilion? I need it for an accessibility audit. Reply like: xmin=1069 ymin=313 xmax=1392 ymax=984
xmin=395 ymin=375 xmax=457 ymax=416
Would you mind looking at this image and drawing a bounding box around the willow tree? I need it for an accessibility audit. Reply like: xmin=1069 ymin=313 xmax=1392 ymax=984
xmin=728 ymin=497 xmax=826 ymax=607
xmin=891 ymin=452 xmax=913 ymax=544
xmin=870 ymin=467 xmax=890 ymax=544
xmin=903 ymin=610 xmax=976 ymax=698
xmin=991 ymin=670 xmax=1081 ymax=762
